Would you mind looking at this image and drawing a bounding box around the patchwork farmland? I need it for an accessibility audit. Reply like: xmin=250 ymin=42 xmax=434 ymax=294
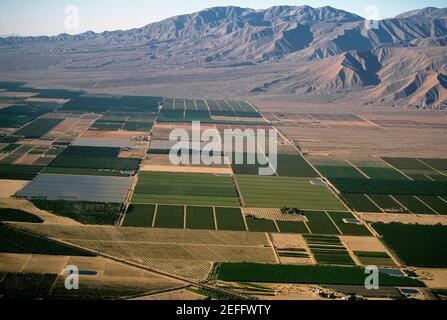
xmin=0 ymin=82 xmax=444 ymax=300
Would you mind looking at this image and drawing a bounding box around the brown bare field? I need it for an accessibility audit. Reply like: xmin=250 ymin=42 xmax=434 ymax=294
xmin=0 ymin=198 xmax=81 ymax=225
xmin=211 ymin=116 xmax=267 ymax=123
xmin=0 ymin=103 xmax=12 ymax=109
xmin=415 ymin=268 xmax=447 ymax=289
xmin=0 ymin=91 xmax=37 ymax=98
xmin=25 ymin=97 xmax=69 ymax=104
xmin=358 ymin=213 xmax=447 ymax=226
xmin=9 ymin=224 xmax=277 ymax=280
xmin=14 ymin=154 xmax=40 ymax=165
xmin=0 ymin=180 xmax=29 ymax=198
xmin=250 ymin=96 xmax=447 ymax=158
xmin=134 ymin=289 xmax=206 ymax=300
xmin=119 ymin=146 xmax=149 ymax=159
xmin=82 ymin=130 xmax=149 ymax=139
xmin=242 ymin=208 xmax=307 ymax=222
xmin=271 ymin=234 xmax=313 ymax=265
xmin=151 ymin=123 xmax=218 ymax=141
xmin=0 ymin=253 xmax=185 ymax=298
xmin=50 ymin=118 xmax=79 ymax=132
xmin=341 ymin=236 xmax=389 ymax=252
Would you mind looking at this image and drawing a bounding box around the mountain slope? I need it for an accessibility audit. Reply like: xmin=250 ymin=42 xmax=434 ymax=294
xmin=0 ymin=5 xmax=445 ymax=109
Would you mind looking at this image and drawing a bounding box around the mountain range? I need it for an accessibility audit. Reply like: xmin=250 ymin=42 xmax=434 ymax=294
xmin=0 ymin=5 xmax=446 ymax=109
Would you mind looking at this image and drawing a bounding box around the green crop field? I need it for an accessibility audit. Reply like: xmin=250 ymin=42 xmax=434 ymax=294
xmin=354 ymin=251 xmax=396 ymax=266
xmin=49 ymin=146 xmax=140 ymax=170
xmin=122 ymin=204 xmax=155 ymax=227
xmin=215 ymin=207 xmax=246 ymax=231
xmin=246 ymin=217 xmax=278 ymax=232
xmin=32 ymin=200 xmax=121 ymax=225
xmin=417 ymin=196 xmax=447 ymax=215
xmin=236 ymin=175 xmax=345 ymax=210
xmin=0 ymin=164 xmax=43 ymax=180
xmin=275 ymin=154 xmax=317 ymax=177
xmin=0 ymin=273 xmax=58 ymax=300
xmin=0 ymin=209 xmax=43 ymax=223
xmin=392 ymin=195 xmax=436 ymax=214
xmin=328 ymin=212 xmax=371 ymax=236
xmin=132 ymin=172 xmax=240 ymax=207
xmin=0 ymin=224 xmax=95 ymax=256
xmin=61 ymin=95 xmax=162 ymax=113
xmin=0 ymin=143 xmax=21 ymax=153
xmin=358 ymin=167 xmax=408 ymax=180
xmin=153 ymin=205 xmax=185 ymax=229
xmin=382 ymin=157 xmax=431 ymax=170
xmin=186 ymin=206 xmax=215 ymax=230
xmin=373 ymin=223 xmax=447 ymax=267
xmin=14 ymin=118 xmax=63 ymax=139
xmin=43 ymin=167 xmax=130 ymax=177
xmin=214 ymin=263 xmax=423 ymax=286
xmin=367 ymin=194 xmax=406 ymax=213
xmin=341 ymin=193 xmax=381 ymax=213
xmin=333 ymin=178 xmax=447 ymax=196
xmin=317 ymin=165 xmax=365 ymax=179
xmin=303 ymin=211 xmax=340 ymax=235
xmin=276 ymin=221 xmax=309 ymax=234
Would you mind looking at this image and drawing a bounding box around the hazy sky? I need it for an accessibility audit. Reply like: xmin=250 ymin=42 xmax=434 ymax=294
xmin=0 ymin=0 xmax=444 ymax=36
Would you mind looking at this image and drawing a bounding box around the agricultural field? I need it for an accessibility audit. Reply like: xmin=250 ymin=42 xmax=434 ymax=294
xmin=31 ymin=200 xmax=122 ymax=225
xmin=236 ymin=175 xmax=346 ymax=210
xmin=372 ymin=223 xmax=447 ymax=267
xmin=186 ymin=206 xmax=216 ymax=230
xmin=122 ymin=204 xmax=156 ymax=227
xmin=132 ymin=172 xmax=240 ymax=207
xmin=17 ymin=174 xmax=133 ymax=203
xmin=0 ymin=224 xmax=95 ymax=257
xmin=12 ymin=223 xmax=277 ymax=280
xmin=0 ymin=164 xmax=43 ymax=180
xmin=0 ymin=208 xmax=43 ymax=223
xmin=304 ymin=235 xmax=355 ymax=266
xmin=213 ymin=263 xmax=423 ymax=286
xmin=49 ymin=146 xmax=140 ymax=171
xmin=0 ymin=84 xmax=444 ymax=299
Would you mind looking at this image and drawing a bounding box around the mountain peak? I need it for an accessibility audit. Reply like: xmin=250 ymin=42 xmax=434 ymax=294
xmin=395 ymin=7 xmax=447 ymax=19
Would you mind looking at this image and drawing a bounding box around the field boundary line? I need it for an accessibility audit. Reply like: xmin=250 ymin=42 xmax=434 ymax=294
xmin=272 ymin=220 xmax=280 ymax=233
xmin=303 ymin=221 xmax=312 ymax=234
xmin=232 ymin=175 xmax=245 ymax=207
xmin=439 ymin=196 xmax=447 ymax=205
xmin=414 ymin=196 xmax=440 ymax=216
xmin=380 ymin=159 xmax=414 ymax=181
xmin=416 ymin=158 xmax=447 ymax=177
xmin=389 ymin=195 xmax=412 ymax=214
xmin=339 ymin=237 xmax=362 ymax=266
xmin=266 ymin=233 xmax=281 ymax=264
xmin=241 ymin=211 xmax=249 ymax=232
xmin=151 ymin=204 xmax=158 ymax=227
xmin=122 ymin=284 xmax=190 ymax=300
xmin=355 ymin=115 xmax=387 ymax=131
xmin=183 ymin=205 xmax=187 ymax=229
xmin=345 ymin=160 xmax=370 ymax=179
xmin=212 ymin=206 xmax=218 ymax=231
xmin=364 ymin=194 xmax=386 ymax=213
xmin=324 ymin=211 xmax=343 ymax=236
